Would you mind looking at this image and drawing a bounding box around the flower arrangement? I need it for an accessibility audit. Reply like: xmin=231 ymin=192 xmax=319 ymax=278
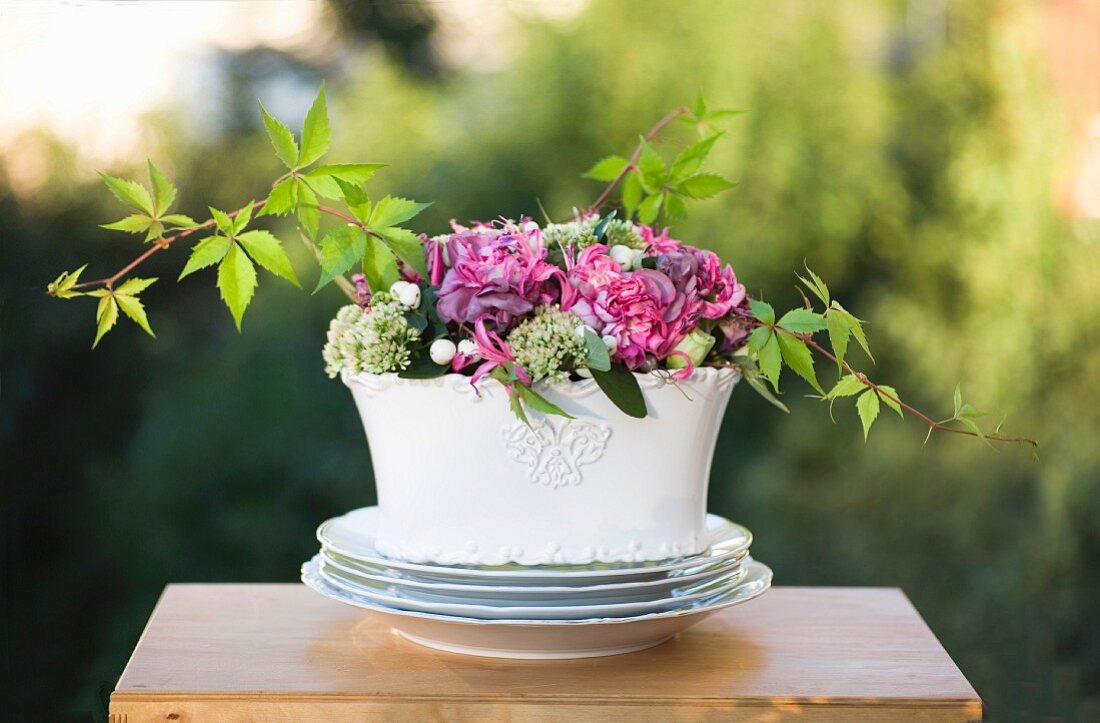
xmin=47 ymin=87 xmax=1034 ymax=447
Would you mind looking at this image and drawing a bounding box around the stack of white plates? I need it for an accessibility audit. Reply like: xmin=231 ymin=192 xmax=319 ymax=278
xmin=302 ymin=506 xmax=772 ymax=658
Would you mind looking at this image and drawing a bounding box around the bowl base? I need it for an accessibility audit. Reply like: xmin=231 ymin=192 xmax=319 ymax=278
xmin=394 ymin=629 xmax=674 ymax=659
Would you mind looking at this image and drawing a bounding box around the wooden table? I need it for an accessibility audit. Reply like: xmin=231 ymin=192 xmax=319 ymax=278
xmin=109 ymin=584 xmax=981 ymax=722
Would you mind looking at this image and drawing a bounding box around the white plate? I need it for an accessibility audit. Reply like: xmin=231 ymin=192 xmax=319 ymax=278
xmin=317 ymin=507 xmax=752 ymax=585
xmin=316 ymin=554 xmax=750 ymax=620
xmin=321 ymin=549 xmax=748 ymax=606
xmin=301 ymin=556 xmax=772 ymax=658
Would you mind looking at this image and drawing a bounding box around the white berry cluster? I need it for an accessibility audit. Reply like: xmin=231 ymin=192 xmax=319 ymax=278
xmin=322 ymin=292 xmax=422 ymax=377
xmin=507 ymin=305 xmax=587 ymax=384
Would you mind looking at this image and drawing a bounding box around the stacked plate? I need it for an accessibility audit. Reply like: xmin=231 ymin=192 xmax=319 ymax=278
xmin=302 ymin=506 xmax=772 ymax=658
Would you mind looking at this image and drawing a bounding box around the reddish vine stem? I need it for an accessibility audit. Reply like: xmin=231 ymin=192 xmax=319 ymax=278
xmin=744 ymin=316 xmax=1036 ymax=447
xmin=586 ymin=106 xmax=689 ymax=215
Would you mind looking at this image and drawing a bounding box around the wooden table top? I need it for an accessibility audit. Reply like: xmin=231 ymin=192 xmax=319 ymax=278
xmin=109 ymin=584 xmax=981 ymax=722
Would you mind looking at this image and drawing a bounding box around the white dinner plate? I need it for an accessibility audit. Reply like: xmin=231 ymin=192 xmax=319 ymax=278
xmin=320 ymin=548 xmax=748 ymax=606
xmin=316 ymin=554 xmax=750 ymax=620
xmin=317 ymin=507 xmax=752 ymax=585
xmin=301 ymin=556 xmax=773 ymax=658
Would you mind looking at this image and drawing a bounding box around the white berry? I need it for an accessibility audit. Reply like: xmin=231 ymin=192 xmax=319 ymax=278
xmin=429 ymin=339 xmax=457 ymax=365
xmin=609 ymin=244 xmax=635 ymax=270
xmin=389 ymin=281 xmax=421 ymax=309
xmin=457 ymin=339 xmax=478 ymax=357
xmin=602 ymin=334 xmax=618 ymax=353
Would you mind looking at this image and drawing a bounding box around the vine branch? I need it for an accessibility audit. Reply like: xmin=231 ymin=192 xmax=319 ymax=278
xmin=586 ymin=106 xmax=689 ymax=215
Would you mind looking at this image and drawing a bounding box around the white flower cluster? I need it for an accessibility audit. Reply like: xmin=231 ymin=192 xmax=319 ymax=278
xmin=542 ymin=216 xmax=645 ymax=251
xmin=507 ymin=305 xmax=587 ymax=384
xmin=323 ymin=292 xmax=422 ymax=377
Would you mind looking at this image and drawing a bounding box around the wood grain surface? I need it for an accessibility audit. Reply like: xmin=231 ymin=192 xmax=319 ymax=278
xmin=109 ymin=584 xmax=981 ymax=722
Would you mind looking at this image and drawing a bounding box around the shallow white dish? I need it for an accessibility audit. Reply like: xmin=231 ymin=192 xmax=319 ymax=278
xmin=319 ymin=554 xmax=747 ymax=618
xmin=302 ymin=556 xmax=772 ymax=658
xmin=321 ymin=549 xmax=748 ymax=606
xmin=317 ymin=506 xmax=751 ymax=585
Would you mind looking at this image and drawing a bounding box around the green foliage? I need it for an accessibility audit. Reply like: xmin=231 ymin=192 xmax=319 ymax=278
xmin=590 ymin=364 xmax=647 ymax=418
xmin=315 ymin=226 xmax=368 ymax=292
xmin=99 ymin=162 xmax=193 ymax=242
xmin=582 ymin=327 xmax=611 ymax=372
xmin=86 ymin=277 xmax=158 ymax=347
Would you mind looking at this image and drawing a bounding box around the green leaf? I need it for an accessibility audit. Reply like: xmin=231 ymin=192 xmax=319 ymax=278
xmin=877 ymin=385 xmax=904 ymax=417
xmin=516 ymin=384 xmax=574 ymax=419
xmin=856 ymin=389 xmax=880 ymax=440
xmin=114 ymin=277 xmax=158 ymax=295
xmin=692 ymin=92 xmax=708 ymax=119
xmin=237 ymin=230 xmax=300 ymax=287
xmin=746 ymin=325 xmax=772 ymax=354
xmin=231 ymin=201 xmax=254 ymax=235
xmin=798 ymin=264 xmax=830 ymax=306
xmin=827 ymin=374 xmax=865 ymax=399
xmin=637 ymin=140 xmax=667 ymax=193
xmin=179 ymin=235 xmax=233 ymax=280
xmin=757 ymin=332 xmax=782 ymax=390
xmin=676 ymin=173 xmax=735 ymax=200
xmin=745 ymin=372 xmax=790 ymax=413
xmin=832 ymin=302 xmax=872 ymax=362
xmin=777 ymin=308 xmax=826 ymax=333
xmin=377 ymin=227 xmax=429 ymax=280
xmin=670 ymin=133 xmax=722 ymax=181
xmin=304 ymin=163 xmax=386 ymax=199
xmin=298 ymin=84 xmax=330 ymax=168
xmin=92 ymin=294 xmax=119 ymax=348
xmin=593 ymin=211 xmax=616 ymax=241
xmin=361 ymin=237 xmax=399 ymax=293
xmin=101 ymin=214 xmax=153 ymax=234
xmin=370 ymin=196 xmax=431 ymax=228
xmin=664 ymin=193 xmax=688 ymax=220
xmin=333 ymin=177 xmax=371 ymax=222
xmin=147 ymin=160 xmax=176 ymax=216
xmin=259 ymin=103 xmax=298 ymax=168
xmin=583 ymin=328 xmax=611 ymax=372
xmin=777 ymin=332 xmax=823 ymax=394
xmin=208 ymin=207 xmax=235 ymax=236
xmin=621 ymin=172 xmax=643 ymax=217
xmin=47 ymin=265 xmax=88 ymax=299
xmin=637 ymin=192 xmax=663 ymax=224
xmin=749 ymin=299 xmax=775 ymax=325
xmin=217 ymin=242 xmax=258 ymax=331
xmin=315 ymin=225 xmax=368 ymax=292
xmin=115 ymin=293 xmax=154 ymax=338
xmin=162 ymin=214 xmax=199 ymax=228
xmin=590 ymin=364 xmax=647 ymax=418
xmin=953 ymin=384 xmax=963 ymax=416
xmin=99 ymin=173 xmax=154 ymax=215
xmin=297 ymin=181 xmax=320 ymax=236
xmin=825 ymin=311 xmax=850 ymax=369
xmin=261 ymin=178 xmax=298 ymax=217
xmin=143 ymin=220 xmax=165 ymax=243
xmin=507 ymin=385 xmax=530 ymax=426
xmin=583 ymin=155 xmax=629 ymax=182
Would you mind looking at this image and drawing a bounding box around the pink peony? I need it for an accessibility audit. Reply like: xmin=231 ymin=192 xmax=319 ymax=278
xmin=565 ymin=244 xmax=700 ymax=370
xmin=435 ymin=221 xmax=568 ymax=330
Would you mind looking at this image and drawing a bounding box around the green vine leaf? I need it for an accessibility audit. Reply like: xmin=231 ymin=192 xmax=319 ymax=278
xmin=259 ymin=103 xmax=299 ymax=169
xmin=827 ymin=374 xmax=865 ymax=399
xmin=237 ymin=230 xmax=300 ymax=287
xmin=877 ymin=385 xmax=904 ymax=417
xmin=620 ymin=172 xmax=643 ymax=217
xmin=831 ymin=301 xmax=872 ymax=362
xmin=47 ymin=265 xmax=88 ymax=299
xmin=179 ymin=236 xmax=233 ymax=280
xmin=664 ymin=193 xmax=688 ymax=220
xmin=315 ymin=226 xmax=367 ymax=292
xmin=757 ymin=332 xmax=782 ymax=390
xmin=298 ymin=84 xmax=330 ymax=168
xmin=749 ymin=299 xmax=775 ymax=325
xmin=361 ymin=237 xmax=399 ymax=293
xmin=262 ymin=178 xmax=298 ymax=216
xmin=583 ymin=155 xmax=629 ymax=182
xmin=217 ymin=242 xmax=258 ymax=330
xmin=515 ymin=384 xmax=574 ymax=419
xmin=115 ymin=293 xmax=154 ymax=337
xmin=376 ymin=226 xmax=429 ymax=280
xmin=798 ymin=264 xmax=830 ymax=306
xmin=101 ymin=215 xmax=154 ymax=234
xmin=304 ymin=163 xmax=386 ymax=199
xmin=369 ymin=196 xmax=431 ymax=229
xmin=297 ymin=182 xmax=320 ymax=237
xmin=208 ymin=206 xmax=235 ymax=236
xmin=856 ymin=388 xmax=880 ymax=440
xmin=162 ymin=214 xmax=198 ymax=228
xmin=670 ymin=133 xmax=722 ymax=182
xmin=776 ymin=332 xmax=823 ymax=394
xmin=637 ymin=139 xmax=667 ymax=193
xmin=99 ymin=172 xmax=154 ymax=216
xmin=231 ymin=202 xmax=254 ymax=235
xmin=147 ymin=161 xmax=177 ymax=217
xmin=675 ymin=173 xmax=735 ymax=200
xmin=637 ymin=192 xmax=663 ymax=224
xmin=91 ymin=293 xmax=119 ymax=348
xmin=777 ymin=308 xmax=826 ymax=334
xmin=825 ymin=310 xmax=850 ymax=370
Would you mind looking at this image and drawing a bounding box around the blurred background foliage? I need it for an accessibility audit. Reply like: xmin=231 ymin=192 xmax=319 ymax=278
xmin=2 ymin=0 xmax=1098 ymax=720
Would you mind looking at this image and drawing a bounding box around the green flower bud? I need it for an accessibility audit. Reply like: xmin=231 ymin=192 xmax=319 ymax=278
xmin=667 ymin=329 xmax=716 ymax=370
